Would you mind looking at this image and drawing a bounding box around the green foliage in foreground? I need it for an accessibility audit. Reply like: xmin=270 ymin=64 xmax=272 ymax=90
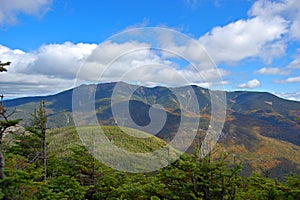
xmin=1 ymin=126 xmax=300 ymax=200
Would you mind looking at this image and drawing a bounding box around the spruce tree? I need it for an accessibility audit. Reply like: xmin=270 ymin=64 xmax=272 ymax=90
xmin=31 ymin=100 xmax=48 ymax=180
xmin=0 ymin=61 xmax=20 ymax=179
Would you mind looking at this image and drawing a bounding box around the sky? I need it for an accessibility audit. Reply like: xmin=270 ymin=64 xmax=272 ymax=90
xmin=0 ymin=0 xmax=299 ymax=101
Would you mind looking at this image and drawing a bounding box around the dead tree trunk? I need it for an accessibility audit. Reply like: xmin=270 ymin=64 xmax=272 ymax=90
xmin=42 ymin=115 xmax=47 ymax=181
xmin=0 ymin=144 xmax=5 ymax=179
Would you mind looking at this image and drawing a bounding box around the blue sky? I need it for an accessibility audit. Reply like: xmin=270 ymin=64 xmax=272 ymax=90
xmin=0 ymin=0 xmax=299 ymax=101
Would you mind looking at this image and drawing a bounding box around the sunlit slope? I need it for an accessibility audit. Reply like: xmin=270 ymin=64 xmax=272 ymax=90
xmin=47 ymin=126 xmax=180 ymax=172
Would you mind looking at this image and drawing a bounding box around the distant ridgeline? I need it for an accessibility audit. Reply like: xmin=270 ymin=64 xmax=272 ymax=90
xmin=4 ymin=82 xmax=300 ymax=179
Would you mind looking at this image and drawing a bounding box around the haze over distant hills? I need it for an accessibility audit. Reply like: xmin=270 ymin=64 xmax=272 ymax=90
xmin=4 ymin=82 xmax=300 ymax=178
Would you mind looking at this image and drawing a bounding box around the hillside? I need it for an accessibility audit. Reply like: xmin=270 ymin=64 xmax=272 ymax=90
xmin=3 ymin=125 xmax=300 ymax=199
xmin=45 ymin=125 xmax=300 ymax=180
xmin=3 ymin=82 xmax=300 ymax=177
xmin=48 ymin=125 xmax=174 ymax=156
xmin=217 ymin=130 xmax=300 ymax=179
xmin=47 ymin=126 xmax=180 ymax=173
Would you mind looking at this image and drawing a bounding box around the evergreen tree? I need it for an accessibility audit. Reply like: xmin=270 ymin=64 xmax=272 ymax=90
xmin=31 ymin=100 xmax=48 ymax=181
xmin=0 ymin=61 xmax=20 ymax=179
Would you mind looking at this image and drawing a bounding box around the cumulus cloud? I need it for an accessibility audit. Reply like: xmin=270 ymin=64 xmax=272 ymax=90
xmin=0 ymin=0 xmax=52 ymax=25
xmin=78 ymin=43 xmax=228 ymax=87
xmin=0 ymin=40 xmax=229 ymax=98
xmin=154 ymin=30 xmax=213 ymax=67
xmin=237 ymin=79 xmax=261 ymax=89
xmin=198 ymin=16 xmax=288 ymax=64
xmin=197 ymin=0 xmax=300 ymax=65
xmin=249 ymin=0 xmax=300 ymax=41
xmin=26 ymin=42 xmax=97 ymax=79
xmin=0 ymin=45 xmax=35 ymax=72
xmin=0 ymin=42 xmax=97 ymax=78
xmin=0 ymin=42 xmax=97 ymax=98
xmin=254 ymin=67 xmax=290 ymax=75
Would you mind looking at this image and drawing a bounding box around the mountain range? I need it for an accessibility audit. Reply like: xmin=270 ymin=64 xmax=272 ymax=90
xmin=4 ymin=82 xmax=300 ymax=179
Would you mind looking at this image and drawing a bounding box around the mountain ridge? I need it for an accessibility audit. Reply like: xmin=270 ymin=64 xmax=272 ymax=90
xmin=3 ymin=81 xmax=300 ymax=178
xmin=4 ymin=82 xmax=300 ymax=143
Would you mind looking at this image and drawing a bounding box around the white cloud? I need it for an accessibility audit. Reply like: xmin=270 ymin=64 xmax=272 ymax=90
xmin=197 ymin=0 xmax=300 ymax=65
xmin=87 ymin=40 xmax=151 ymax=64
xmin=156 ymin=30 xmax=212 ymax=66
xmin=237 ymin=79 xmax=261 ymax=89
xmin=198 ymin=16 xmax=288 ymax=64
xmin=80 ymin=44 xmax=229 ymax=87
xmin=287 ymin=56 xmax=300 ymax=69
xmin=0 ymin=72 xmax=75 ymax=99
xmin=0 ymin=0 xmax=52 ymax=25
xmin=0 ymin=45 xmax=36 ymax=73
xmin=0 ymin=42 xmax=97 ymax=98
xmin=0 ymin=42 xmax=97 ymax=78
xmin=276 ymin=76 xmax=300 ymax=84
xmin=249 ymin=0 xmax=300 ymax=41
xmin=255 ymin=52 xmax=300 ymax=77
xmin=0 ymin=40 xmax=230 ymax=98
xmin=274 ymin=91 xmax=300 ymax=101
xmin=254 ymin=67 xmax=290 ymax=75
xmin=26 ymin=42 xmax=97 ymax=79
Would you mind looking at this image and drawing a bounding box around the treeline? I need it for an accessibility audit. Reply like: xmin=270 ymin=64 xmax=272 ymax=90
xmin=1 ymin=139 xmax=300 ymax=199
